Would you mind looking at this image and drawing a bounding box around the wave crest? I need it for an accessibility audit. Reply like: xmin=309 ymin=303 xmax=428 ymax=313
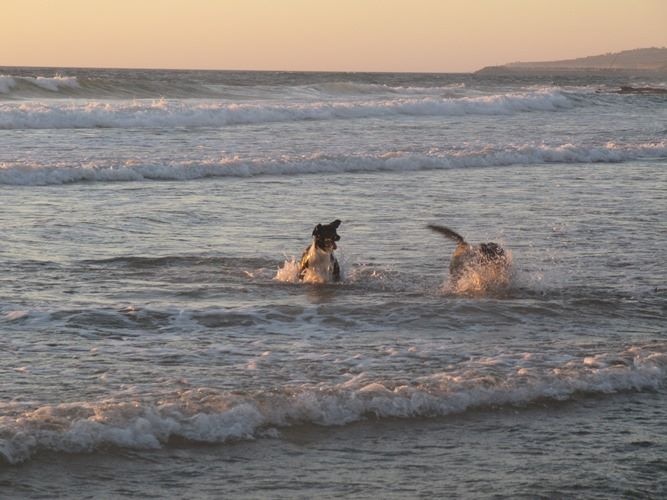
xmin=1 ymin=141 xmax=664 ymax=186
xmin=0 ymin=89 xmax=572 ymax=129
xmin=1 ymin=344 xmax=664 ymax=464
xmin=0 ymin=74 xmax=80 ymax=94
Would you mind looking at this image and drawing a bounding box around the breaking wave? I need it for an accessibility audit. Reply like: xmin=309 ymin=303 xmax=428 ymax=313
xmin=303 ymin=81 xmax=469 ymax=97
xmin=0 ymin=74 xmax=80 ymax=94
xmin=1 ymin=344 xmax=664 ymax=464
xmin=0 ymin=89 xmax=573 ymax=129
xmin=1 ymin=141 xmax=664 ymax=185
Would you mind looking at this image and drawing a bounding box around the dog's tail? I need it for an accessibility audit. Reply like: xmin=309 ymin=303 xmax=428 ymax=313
xmin=427 ymin=225 xmax=466 ymax=244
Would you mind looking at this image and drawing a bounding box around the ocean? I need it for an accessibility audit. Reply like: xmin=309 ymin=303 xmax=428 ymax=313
xmin=0 ymin=67 xmax=666 ymax=498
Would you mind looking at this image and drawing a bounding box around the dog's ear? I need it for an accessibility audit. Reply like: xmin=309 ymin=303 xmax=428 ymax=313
xmin=330 ymin=219 xmax=341 ymax=228
xmin=312 ymin=224 xmax=322 ymax=236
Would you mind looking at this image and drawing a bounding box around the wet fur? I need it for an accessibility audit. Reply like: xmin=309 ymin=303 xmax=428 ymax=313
xmin=427 ymin=225 xmax=508 ymax=283
xmin=298 ymin=220 xmax=341 ymax=282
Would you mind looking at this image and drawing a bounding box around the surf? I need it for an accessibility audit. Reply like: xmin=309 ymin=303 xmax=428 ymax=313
xmin=1 ymin=343 xmax=664 ymax=464
xmin=1 ymin=141 xmax=665 ymax=186
xmin=0 ymin=89 xmax=575 ymax=129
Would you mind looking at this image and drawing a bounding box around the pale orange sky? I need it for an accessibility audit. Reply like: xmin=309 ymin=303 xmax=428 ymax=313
xmin=2 ymin=0 xmax=666 ymax=72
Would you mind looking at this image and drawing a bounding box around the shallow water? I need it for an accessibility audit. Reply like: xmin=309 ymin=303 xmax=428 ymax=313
xmin=5 ymin=392 xmax=667 ymax=499
xmin=1 ymin=68 xmax=666 ymax=497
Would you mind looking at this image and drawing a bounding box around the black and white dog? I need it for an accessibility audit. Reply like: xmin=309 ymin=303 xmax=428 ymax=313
xmin=298 ymin=219 xmax=342 ymax=283
xmin=427 ymin=225 xmax=509 ymax=288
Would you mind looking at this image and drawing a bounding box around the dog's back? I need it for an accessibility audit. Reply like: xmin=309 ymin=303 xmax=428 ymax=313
xmin=428 ymin=225 xmax=473 ymax=276
xmin=428 ymin=224 xmax=510 ymax=290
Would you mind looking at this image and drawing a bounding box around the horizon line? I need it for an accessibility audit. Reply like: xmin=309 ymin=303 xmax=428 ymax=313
xmin=3 ymin=47 xmax=663 ymax=75
xmin=0 ymin=63 xmax=474 ymax=75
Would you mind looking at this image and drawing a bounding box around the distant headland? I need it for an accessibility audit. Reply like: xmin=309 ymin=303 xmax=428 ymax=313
xmin=476 ymin=47 xmax=667 ymax=75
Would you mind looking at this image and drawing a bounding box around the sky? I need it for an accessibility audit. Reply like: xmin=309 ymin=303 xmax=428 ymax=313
xmin=2 ymin=0 xmax=666 ymax=73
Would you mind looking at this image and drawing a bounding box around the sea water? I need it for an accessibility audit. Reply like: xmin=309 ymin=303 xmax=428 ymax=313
xmin=0 ymin=67 xmax=666 ymax=498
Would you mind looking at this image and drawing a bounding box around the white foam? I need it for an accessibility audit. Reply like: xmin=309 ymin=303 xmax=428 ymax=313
xmin=30 ymin=75 xmax=81 ymax=92
xmin=1 ymin=141 xmax=665 ymax=186
xmin=0 ymin=344 xmax=664 ymax=464
xmin=0 ymin=74 xmax=80 ymax=94
xmin=0 ymin=89 xmax=571 ymax=129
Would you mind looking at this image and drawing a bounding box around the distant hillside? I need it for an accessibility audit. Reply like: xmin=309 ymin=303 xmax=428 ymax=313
xmin=477 ymin=48 xmax=667 ymax=75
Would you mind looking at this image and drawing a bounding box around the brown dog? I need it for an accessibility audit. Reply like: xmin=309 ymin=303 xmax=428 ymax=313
xmin=427 ymin=225 xmax=508 ymax=284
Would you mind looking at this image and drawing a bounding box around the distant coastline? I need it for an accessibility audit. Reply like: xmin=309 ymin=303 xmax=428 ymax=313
xmin=476 ymin=47 xmax=667 ymax=75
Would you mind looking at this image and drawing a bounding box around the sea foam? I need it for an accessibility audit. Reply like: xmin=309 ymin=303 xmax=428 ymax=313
xmin=1 ymin=141 xmax=664 ymax=186
xmin=0 ymin=344 xmax=664 ymax=464
xmin=0 ymin=89 xmax=572 ymax=129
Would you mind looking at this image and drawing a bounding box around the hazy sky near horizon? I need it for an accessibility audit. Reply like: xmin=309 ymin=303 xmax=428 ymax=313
xmin=3 ymin=0 xmax=666 ymax=72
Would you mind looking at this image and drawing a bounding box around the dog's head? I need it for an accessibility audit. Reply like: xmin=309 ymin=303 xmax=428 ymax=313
xmin=312 ymin=219 xmax=341 ymax=252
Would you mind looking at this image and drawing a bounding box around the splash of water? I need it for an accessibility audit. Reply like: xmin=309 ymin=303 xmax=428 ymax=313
xmin=444 ymin=251 xmax=514 ymax=296
xmin=274 ymin=258 xmax=302 ymax=283
xmin=274 ymin=256 xmax=345 ymax=284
